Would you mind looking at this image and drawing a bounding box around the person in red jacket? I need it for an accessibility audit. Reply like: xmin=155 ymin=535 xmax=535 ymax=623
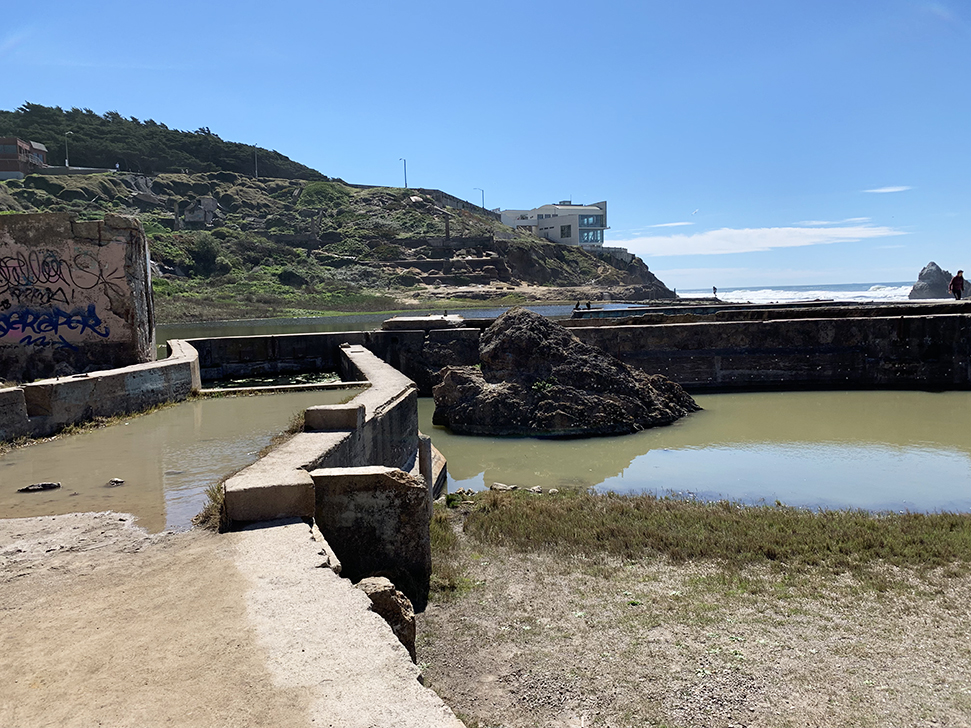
xmin=949 ymin=270 xmax=965 ymax=300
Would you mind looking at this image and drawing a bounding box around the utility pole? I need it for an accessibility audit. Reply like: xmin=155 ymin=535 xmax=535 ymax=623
xmin=254 ymin=145 xmax=258 ymax=179
xmin=399 ymin=158 xmax=408 ymax=188
xmin=64 ymin=131 xmax=73 ymax=168
xmin=474 ymin=187 xmax=484 ymax=209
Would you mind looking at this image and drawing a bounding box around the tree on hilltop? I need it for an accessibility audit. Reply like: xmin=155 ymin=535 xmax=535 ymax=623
xmin=0 ymin=103 xmax=325 ymax=180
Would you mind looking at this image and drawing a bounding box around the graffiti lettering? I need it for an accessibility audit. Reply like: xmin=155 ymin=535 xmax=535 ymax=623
xmin=18 ymin=334 xmax=80 ymax=352
xmin=0 ymin=249 xmax=125 ymax=297
xmin=0 ymin=250 xmax=70 ymax=293
xmin=5 ymin=286 xmax=71 ymax=307
xmin=0 ymin=305 xmax=110 ymax=340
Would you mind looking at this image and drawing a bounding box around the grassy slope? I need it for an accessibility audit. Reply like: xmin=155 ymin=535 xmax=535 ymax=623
xmin=0 ymin=173 xmax=664 ymax=323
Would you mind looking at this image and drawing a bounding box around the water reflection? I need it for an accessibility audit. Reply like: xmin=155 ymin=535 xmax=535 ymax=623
xmin=5 ymin=387 xmax=967 ymax=531
xmin=0 ymin=389 xmax=360 ymax=532
xmin=419 ymin=391 xmax=971 ymax=513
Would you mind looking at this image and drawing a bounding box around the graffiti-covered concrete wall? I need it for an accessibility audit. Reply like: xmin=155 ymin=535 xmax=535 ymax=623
xmin=0 ymin=212 xmax=155 ymax=382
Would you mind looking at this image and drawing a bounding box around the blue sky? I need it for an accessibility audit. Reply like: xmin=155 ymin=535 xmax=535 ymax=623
xmin=2 ymin=0 xmax=968 ymax=290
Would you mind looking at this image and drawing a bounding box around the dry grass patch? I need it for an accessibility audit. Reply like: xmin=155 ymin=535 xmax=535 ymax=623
xmin=418 ymin=492 xmax=971 ymax=727
xmin=464 ymin=490 xmax=971 ymax=579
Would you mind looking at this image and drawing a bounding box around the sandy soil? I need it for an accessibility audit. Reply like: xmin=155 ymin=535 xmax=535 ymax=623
xmin=398 ymin=283 xmax=672 ymax=307
xmin=7 ymin=510 xmax=970 ymax=728
xmin=0 ymin=513 xmax=311 ymax=728
xmin=418 ymin=517 xmax=971 ymax=728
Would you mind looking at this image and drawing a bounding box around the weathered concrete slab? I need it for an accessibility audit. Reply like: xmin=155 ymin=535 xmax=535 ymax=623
xmin=229 ymin=519 xmax=464 ymax=728
xmin=312 ymin=465 xmax=432 ymax=612
xmin=223 ymin=431 xmax=348 ymax=523
xmin=305 ymin=402 xmax=364 ymax=431
xmin=0 ymin=386 xmax=28 ymax=440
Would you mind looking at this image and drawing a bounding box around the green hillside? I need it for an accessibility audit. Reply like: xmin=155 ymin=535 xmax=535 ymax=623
xmin=0 ymin=172 xmax=672 ymax=322
xmin=0 ymin=105 xmax=674 ymax=323
xmin=0 ymin=103 xmax=323 ymax=179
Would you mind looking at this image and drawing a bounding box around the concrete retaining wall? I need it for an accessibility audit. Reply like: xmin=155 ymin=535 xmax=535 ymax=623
xmin=191 ymin=331 xmax=368 ymax=381
xmin=222 ymin=344 xmax=434 ymax=610
xmin=185 ymin=304 xmax=971 ymax=393
xmin=571 ymin=312 xmax=971 ymax=390
xmin=313 ymin=466 xmax=432 ymax=611
xmin=0 ymin=338 xmax=200 ymax=441
xmin=189 ymin=327 xmax=481 ymax=396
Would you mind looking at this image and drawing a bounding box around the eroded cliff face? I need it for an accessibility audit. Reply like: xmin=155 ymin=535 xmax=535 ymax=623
xmin=432 ymin=307 xmax=699 ymax=437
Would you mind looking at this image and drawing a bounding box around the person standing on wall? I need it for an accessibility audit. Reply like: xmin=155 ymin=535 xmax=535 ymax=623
xmin=949 ymin=270 xmax=965 ymax=300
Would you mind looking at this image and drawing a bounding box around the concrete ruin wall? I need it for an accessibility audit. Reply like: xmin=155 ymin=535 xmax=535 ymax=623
xmin=222 ymin=344 xmax=432 ymax=609
xmin=313 ymin=466 xmax=432 ymax=611
xmin=0 ymin=338 xmax=200 ymax=441
xmin=0 ymin=212 xmax=155 ymax=383
xmin=189 ymin=327 xmax=480 ymax=396
xmin=190 ymin=307 xmax=971 ymax=393
xmin=572 ymin=313 xmax=971 ymax=390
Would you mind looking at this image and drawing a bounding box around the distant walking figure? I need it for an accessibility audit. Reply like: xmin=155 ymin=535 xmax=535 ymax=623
xmin=949 ymin=270 xmax=965 ymax=300
xmin=713 ymin=286 xmax=717 ymax=297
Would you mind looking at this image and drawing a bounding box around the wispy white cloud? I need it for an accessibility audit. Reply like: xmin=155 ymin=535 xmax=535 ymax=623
xmin=649 ymin=221 xmax=693 ymax=228
xmin=864 ymin=186 xmax=913 ymax=193
xmin=0 ymin=28 xmax=32 ymax=55
xmin=613 ymin=224 xmax=907 ymax=257
xmin=795 ymin=217 xmax=871 ymax=226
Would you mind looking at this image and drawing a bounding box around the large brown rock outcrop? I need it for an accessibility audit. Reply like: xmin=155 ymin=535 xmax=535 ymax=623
xmin=432 ymin=307 xmax=699 ymax=436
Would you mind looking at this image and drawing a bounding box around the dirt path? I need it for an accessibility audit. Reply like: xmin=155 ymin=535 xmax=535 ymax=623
xmin=0 ymin=513 xmax=465 ymax=728
xmin=0 ymin=513 xmax=310 ymax=728
xmin=418 ymin=537 xmax=971 ymax=727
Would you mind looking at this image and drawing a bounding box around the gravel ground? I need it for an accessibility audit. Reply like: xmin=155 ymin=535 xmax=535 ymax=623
xmin=417 ymin=517 xmax=971 ymax=728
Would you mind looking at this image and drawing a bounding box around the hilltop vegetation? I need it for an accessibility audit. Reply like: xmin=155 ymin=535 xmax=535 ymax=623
xmin=0 ymin=104 xmax=673 ymax=322
xmin=1 ymin=170 xmax=671 ymax=322
xmin=0 ymin=103 xmax=323 ymax=179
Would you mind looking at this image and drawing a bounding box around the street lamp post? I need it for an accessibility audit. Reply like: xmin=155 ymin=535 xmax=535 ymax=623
xmin=399 ymin=158 xmax=408 ymax=188
xmin=254 ymin=144 xmax=258 ymax=179
xmin=474 ymin=187 xmax=484 ymax=209
xmin=64 ymin=131 xmax=73 ymax=168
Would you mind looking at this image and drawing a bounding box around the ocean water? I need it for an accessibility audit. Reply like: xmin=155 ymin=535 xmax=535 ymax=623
xmin=678 ymin=281 xmax=919 ymax=305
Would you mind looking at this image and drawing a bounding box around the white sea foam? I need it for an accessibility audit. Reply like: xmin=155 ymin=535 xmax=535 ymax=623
xmin=681 ymin=283 xmax=917 ymax=305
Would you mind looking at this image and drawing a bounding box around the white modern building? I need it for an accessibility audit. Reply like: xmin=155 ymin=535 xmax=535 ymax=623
xmin=500 ymin=201 xmax=608 ymax=252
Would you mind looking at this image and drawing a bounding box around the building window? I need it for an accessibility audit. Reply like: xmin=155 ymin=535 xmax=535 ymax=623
xmin=579 ymin=215 xmax=604 ymax=228
xmin=560 ymin=224 xmax=572 ymax=238
xmin=580 ymin=230 xmax=603 ymax=244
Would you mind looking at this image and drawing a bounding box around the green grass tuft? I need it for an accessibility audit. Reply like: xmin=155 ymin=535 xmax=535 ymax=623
xmin=429 ymin=505 xmax=473 ymax=600
xmin=192 ymin=481 xmax=227 ymax=532
xmin=462 ymin=491 xmax=971 ymax=578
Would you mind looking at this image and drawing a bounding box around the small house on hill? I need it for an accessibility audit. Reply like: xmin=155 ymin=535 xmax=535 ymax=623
xmin=0 ymin=137 xmax=48 ymax=179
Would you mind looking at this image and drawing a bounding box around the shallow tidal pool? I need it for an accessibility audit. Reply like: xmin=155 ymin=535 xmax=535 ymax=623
xmin=420 ymin=391 xmax=971 ymax=513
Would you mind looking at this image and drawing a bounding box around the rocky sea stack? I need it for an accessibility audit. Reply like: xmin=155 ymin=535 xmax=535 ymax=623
xmin=910 ymin=261 xmax=966 ymax=299
xmin=432 ymin=307 xmax=700 ymax=437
